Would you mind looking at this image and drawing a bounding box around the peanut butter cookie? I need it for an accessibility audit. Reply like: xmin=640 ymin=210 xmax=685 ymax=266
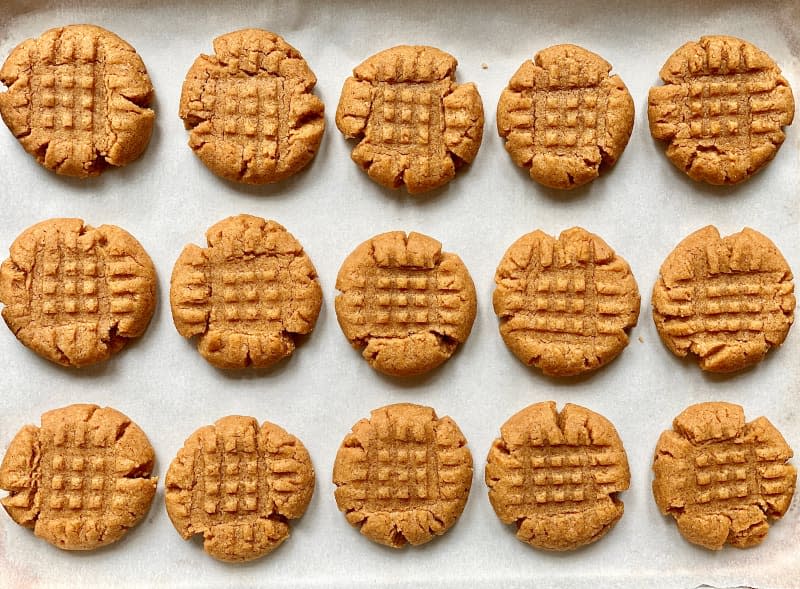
xmin=649 ymin=35 xmax=794 ymax=184
xmin=333 ymin=403 xmax=472 ymax=548
xmin=336 ymin=45 xmax=484 ymax=194
xmin=653 ymin=402 xmax=796 ymax=549
xmin=165 ymin=416 xmax=314 ymax=562
xmin=170 ymin=214 xmax=322 ymax=369
xmin=0 ymin=24 xmax=155 ymax=177
xmin=493 ymin=227 xmax=640 ymax=376
xmin=335 ymin=231 xmax=476 ymax=376
xmin=652 ymin=226 xmax=795 ymax=372
xmin=0 ymin=404 xmax=157 ymax=550
xmin=0 ymin=218 xmax=157 ymax=367
xmin=486 ymin=402 xmax=630 ymax=551
xmin=179 ymin=29 xmax=324 ymax=184
xmin=497 ymin=44 xmax=634 ymax=189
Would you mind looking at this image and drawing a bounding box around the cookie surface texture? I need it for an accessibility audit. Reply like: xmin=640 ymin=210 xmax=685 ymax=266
xmin=333 ymin=403 xmax=472 ymax=548
xmin=335 ymin=231 xmax=476 ymax=376
xmin=648 ymin=35 xmax=794 ymax=184
xmin=0 ymin=218 xmax=157 ymax=367
xmin=0 ymin=404 xmax=157 ymax=550
xmin=485 ymin=402 xmax=630 ymax=551
xmin=652 ymin=225 xmax=794 ymax=372
xmin=165 ymin=416 xmax=314 ymax=562
xmin=493 ymin=227 xmax=639 ymax=376
xmin=496 ymin=44 xmax=634 ymax=189
xmin=170 ymin=214 xmax=322 ymax=369
xmin=335 ymin=45 xmax=484 ymax=193
xmin=179 ymin=28 xmax=324 ymax=184
xmin=653 ymin=402 xmax=796 ymax=550
xmin=0 ymin=24 xmax=155 ymax=177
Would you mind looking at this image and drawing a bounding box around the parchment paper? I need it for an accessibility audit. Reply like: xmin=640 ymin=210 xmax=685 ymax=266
xmin=0 ymin=1 xmax=798 ymax=587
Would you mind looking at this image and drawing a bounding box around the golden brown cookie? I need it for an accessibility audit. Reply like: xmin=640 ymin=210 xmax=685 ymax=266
xmin=333 ymin=403 xmax=472 ymax=548
xmin=170 ymin=214 xmax=322 ymax=369
xmin=335 ymin=45 xmax=484 ymax=194
xmin=0 ymin=404 xmax=157 ymax=550
xmin=0 ymin=218 xmax=157 ymax=367
xmin=486 ymin=402 xmax=630 ymax=551
xmin=335 ymin=231 xmax=476 ymax=376
xmin=652 ymin=226 xmax=795 ymax=372
xmin=0 ymin=24 xmax=154 ymax=177
xmin=648 ymin=35 xmax=794 ymax=184
xmin=493 ymin=227 xmax=640 ymax=376
xmin=497 ymin=44 xmax=634 ymax=190
xmin=179 ymin=29 xmax=324 ymax=184
xmin=165 ymin=416 xmax=314 ymax=562
xmin=653 ymin=402 xmax=796 ymax=550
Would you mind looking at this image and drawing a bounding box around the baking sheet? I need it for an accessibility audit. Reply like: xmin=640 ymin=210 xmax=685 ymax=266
xmin=0 ymin=1 xmax=798 ymax=587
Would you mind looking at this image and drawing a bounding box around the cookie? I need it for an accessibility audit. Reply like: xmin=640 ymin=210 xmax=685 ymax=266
xmin=179 ymin=29 xmax=324 ymax=184
xmin=653 ymin=402 xmax=796 ymax=550
xmin=333 ymin=403 xmax=472 ymax=548
xmin=493 ymin=227 xmax=640 ymax=376
xmin=652 ymin=226 xmax=795 ymax=372
xmin=0 ymin=24 xmax=154 ymax=177
xmin=497 ymin=44 xmax=634 ymax=190
xmin=0 ymin=404 xmax=157 ymax=550
xmin=486 ymin=402 xmax=630 ymax=551
xmin=334 ymin=231 xmax=476 ymax=376
xmin=170 ymin=214 xmax=322 ymax=369
xmin=0 ymin=218 xmax=157 ymax=367
xmin=335 ymin=45 xmax=484 ymax=194
xmin=165 ymin=416 xmax=314 ymax=562
xmin=648 ymin=35 xmax=794 ymax=184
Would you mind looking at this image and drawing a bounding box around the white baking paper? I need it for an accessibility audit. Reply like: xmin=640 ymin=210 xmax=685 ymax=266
xmin=0 ymin=1 xmax=798 ymax=587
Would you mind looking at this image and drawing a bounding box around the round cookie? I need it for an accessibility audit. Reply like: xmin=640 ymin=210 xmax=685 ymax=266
xmin=0 ymin=24 xmax=155 ymax=177
xmin=497 ymin=44 xmax=634 ymax=190
xmin=165 ymin=416 xmax=314 ymax=562
xmin=652 ymin=226 xmax=795 ymax=372
xmin=648 ymin=35 xmax=794 ymax=184
xmin=170 ymin=214 xmax=322 ymax=369
xmin=179 ymin=29 xmax=324 ymax=184
xmin=0 ymin=404 xmax=157 ymax=550
xmin=335 ymin=231 xmax=477 ymax=376
xmin=333 ymin=403 xmax=472 ymax=548
xmin=486 ymin=402 xmax=630 ymax=551
xmin=0 ymin=218 xmax=157 ymax=367
xmin=653 ymin=402 xmax=796 ymax=550
xmin=493 ymin=227 xmax=640 ymax=376
xmin=335 ymin=45 xmax=484 ymax=194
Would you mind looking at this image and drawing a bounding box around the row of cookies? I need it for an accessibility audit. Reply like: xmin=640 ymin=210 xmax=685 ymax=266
xmin=0 ymin=401 xmax=794 ymax=559
xmin=0 ymin=26 xmax=794 ymax=190
xmin=0 ymin=216 xmax=794 ymax=376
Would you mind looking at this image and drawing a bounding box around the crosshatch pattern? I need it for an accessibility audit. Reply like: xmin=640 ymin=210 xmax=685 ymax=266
xmin=486 ymin=402 xmax=630 ymax=551
xmin=179 ymin=29 xmax=324 ymax=184
xmin=334 ymin=231 xmax=476 ymax=376
xmin=335 ymin=45 xmax=483 ymax=193
xmin=648 ymin=35 xmax=794 ymax=184
xmin=0 ymin=25 xmax=154 ymax=176
xmin=333 ymin=404 xmax=473 ymax=548
xmin=164 ymin=416 xmax=314 ymax=562
xmin=494 ymin=228 xmax=639 ymax=376
xmin=0 ymin=219 xmax=156 ymax=367
xmin=0 ymin=405 xmax=157 ymax=550
xmin=652 ymin=226 xmax=795 ymax=372
xmin=170 ymin=215 xmax=322 ymax=369
xmin=653 ymin=403 xmax=796 ymax=549
xmin=496 ymin=44 xmax=634 ymax=189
